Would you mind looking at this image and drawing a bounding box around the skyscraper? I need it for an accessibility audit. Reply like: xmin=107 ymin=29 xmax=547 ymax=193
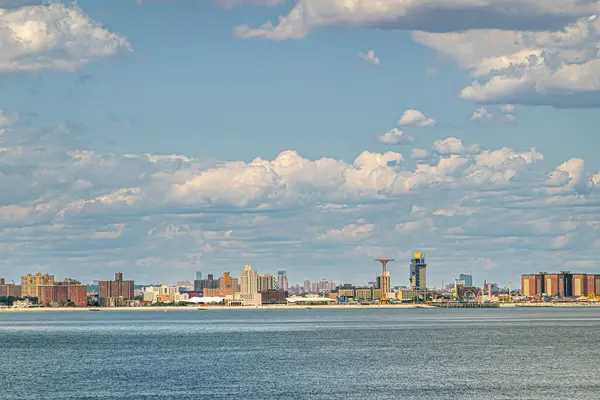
xmin=409 ymin=252 xmax=427 ymax=290
xmin=257 ymin=274 xmax=276 ymax=292
xmin=277 ymin=270 xmax=288 ymax=291
xmin=240 ymin=265 xmax=261 ymax=306
xmin=459 ymin=274 xmax=473 ymax=287
xmin=195 ymin=271 xmax=202 ymax=281
xmin=303 ymin=280 xmax=311 ymax=292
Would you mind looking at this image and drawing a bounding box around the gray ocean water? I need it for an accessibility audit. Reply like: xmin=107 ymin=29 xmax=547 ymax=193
xmin=1 ymin=308 xmax=599 ymax=400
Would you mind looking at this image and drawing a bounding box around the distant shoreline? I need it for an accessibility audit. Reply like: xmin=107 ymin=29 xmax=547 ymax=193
xmin=1 ymin=303 xmax=600 ymax=312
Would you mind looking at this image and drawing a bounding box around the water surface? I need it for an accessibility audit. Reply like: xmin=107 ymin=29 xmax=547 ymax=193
xmin=1 ymin=308 xmax=598 ymax=399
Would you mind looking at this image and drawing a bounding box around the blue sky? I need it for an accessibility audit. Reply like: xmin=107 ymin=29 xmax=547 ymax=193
xmin=0 ymin=0 xmax=599 ymax=287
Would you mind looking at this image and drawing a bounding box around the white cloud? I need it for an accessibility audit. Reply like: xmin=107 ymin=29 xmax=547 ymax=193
xmin=471 ymin=105 xmax=517 ymax=123
xmin=546 ymin=158 xmax=594 ymax=194
xmin=378 ymin=128 xmax=414 ymax=145
xmin=233 ymin=0 xmax=598 ymax=40
xmin=410 ymin=148 xmax=430 ymax=160
xmin=413 ymin=16 xmax=600 ymax=107
xmin=471 ymin=107 xmax=494 ymax=122
xmin=396 ymin=218 xmax=434 ymax=233
xmin=3 ymin=118 xmax=600 ymax=283
xmin=359 ymin=49 xmax=380 ymax=66
xmin=397 ymin=109 xmax=436 ymax=127
xmin=433 ymin=137 xmax=481 ymax=155
xmin=0 ymin=4 xmax=132 ymax=72
xmin=318 ymin=223 xmax=375 ymax=241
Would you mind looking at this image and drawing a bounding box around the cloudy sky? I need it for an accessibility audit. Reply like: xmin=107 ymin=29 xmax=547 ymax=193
xmin=1 ymin=0 xmax=599 ymax=286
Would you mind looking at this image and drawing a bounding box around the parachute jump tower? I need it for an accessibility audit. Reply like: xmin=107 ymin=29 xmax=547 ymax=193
xmin=374 ymin=259 xmax=394 ymax=305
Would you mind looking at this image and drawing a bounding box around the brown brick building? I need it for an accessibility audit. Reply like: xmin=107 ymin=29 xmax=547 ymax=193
xmin=40 ymin=280 xmax=87 ymax=307
xmin=522 ymin=272 xmax=600 ymax=298
xmin=0 ymin=278 xmax=21 ymax=297
xmin=98 ymin=272 xmax=135 ymax=307
xmin=260 ymin=289 xmax=288 ymax=304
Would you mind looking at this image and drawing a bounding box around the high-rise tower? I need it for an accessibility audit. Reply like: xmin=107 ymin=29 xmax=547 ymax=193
xmin=409 ymin=252 xmax=427 ymax=290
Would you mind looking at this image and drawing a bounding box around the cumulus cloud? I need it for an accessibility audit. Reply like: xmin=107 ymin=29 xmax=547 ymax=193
xmin=413 ymin=16 xmax=600 ymax=107
xmin=378 ymin=128 xmax=414 ymax=145
xmin=471 ymin=107 xmax=494 ymax=122
xmin=2 ymin=117 xmax=600 ymax=283
xmin=233 ymin=0 xmax=599 ymax=40
xmin=0 ymin=4 xmax=132 ymax=72
xmin=471 ymin=105 xmax=516 ymax=123
xmin=433 ymin=137 xmax=481 ymax=155
xmin=318 ymin=223 xmax=375 ymax=241
xmin=411 ymin=148 xmax=430 ymax=161
xmin=397 ymin=109 xmax=436 ymax=127
xmin=359 ymin=49 xmax=380 ymax=66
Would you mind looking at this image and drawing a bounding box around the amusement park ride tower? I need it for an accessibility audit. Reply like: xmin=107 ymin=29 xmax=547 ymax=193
xmin=374 ymin=259 xmax=394 ymax=305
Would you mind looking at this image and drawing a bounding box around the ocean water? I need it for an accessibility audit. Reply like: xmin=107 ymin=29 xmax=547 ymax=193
xmin=1 ymin=307 xmax=599 ymax=400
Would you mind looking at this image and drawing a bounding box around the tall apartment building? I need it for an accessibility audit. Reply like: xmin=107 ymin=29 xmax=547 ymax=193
xmin=459 ymin=274 xmax=473 ymax=287
xmin=21 ymin=273 xmax=55 ymax=299
xmin=0 ymin=278 xmax=21 ymax=297
xmin=98 ymin=272 xmax=134 ymax=307
xmin=194 ymin=274 xmax=219 ymax=292
xmin=521 ymin=272 xmax=600 ymax=298
xmin=277 ymin=270 xmax=288 ymax=291
xmin=303 ymin=280 xmax=311 ymax=292
xmin=239 ymin=265 xmax=261 ymax=306
xmin=39 ymin=279 xmax=87 ymax=307
xmin=257 ymin=274 xmax=276 ymax=292
xmin=203 ymin=272 xmax=240 ymax=297
xmin=409 ymin=253 xmax=427 ymax=290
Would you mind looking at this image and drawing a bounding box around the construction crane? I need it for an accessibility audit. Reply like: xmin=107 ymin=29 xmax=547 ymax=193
xmin=375 ymin=259 xmax=394 ymax=305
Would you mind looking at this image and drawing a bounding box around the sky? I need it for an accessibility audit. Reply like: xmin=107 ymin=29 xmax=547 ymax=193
xmin=0 ymin=0 xmax=600 ymax=287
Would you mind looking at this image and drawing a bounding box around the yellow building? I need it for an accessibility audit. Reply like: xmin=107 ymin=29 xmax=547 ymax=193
xmin=339 ymin=288 xmax=355 ymax=297
xmin=21 ymin=273 xmax=55 ymax=298
xmin=398 ymin=289 xmax=420 ymax=301
xmin=355 ymin=288 xmax=373 ymax=301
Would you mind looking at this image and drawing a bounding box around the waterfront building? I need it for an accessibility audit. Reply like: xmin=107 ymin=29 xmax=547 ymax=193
xmin=311 ymin=282 xmax=318 ymax=293
xmin=143 ymin=285 xmax=189 ymax=304
xmin=355 ymin=287 xmax=374 ymax=301
xmin=0 ymin=279 xmax=21 ymax=297
xmin=337 ymin=284 xmax=355 ymax=298
xmin=258 ymin=274 xmax=276 ymax=292
xmin=277 ymin=270 xmax=289 ymax=291
xmin=521 ymin=272 xmax=600 ymax=298
xmin=39 ymin=279 xmax=87 ymax=307
xmin=194 ymin=274 xmax=219 ymax=292
xmin=236 ymin=265 xmax=261 ymax=306
xmin=260 ymin=289 xmax=288 ymax=304
xmin=409 ymin=252 xmax=427 ymax=290
xmin=398 ymin=289 xmax=420 ymax=302
xmin=459 ymin=274 xmax=473 ymax=287
xmin=21 ymin=273 xmax=55 ymax=299
xmin=98 ymin=272 xmax=134 ymax=307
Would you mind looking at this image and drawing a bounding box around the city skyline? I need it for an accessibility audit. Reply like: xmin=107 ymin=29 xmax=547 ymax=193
xmin=0 ymin=1 xmax=599 ymax=284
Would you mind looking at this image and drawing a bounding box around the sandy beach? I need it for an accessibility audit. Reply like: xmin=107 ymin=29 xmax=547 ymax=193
xmin=0 ymin=304 xmax=435 ymax=312
xmin=2 ymin=303 xmax=600 ymax=312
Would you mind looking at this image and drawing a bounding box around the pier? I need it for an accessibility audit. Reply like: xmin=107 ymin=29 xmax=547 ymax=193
xmin=431 ymin=302 xmax=500 ymax=308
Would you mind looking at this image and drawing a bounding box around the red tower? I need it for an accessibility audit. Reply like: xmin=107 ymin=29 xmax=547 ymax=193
xmin=375 ymin=259 xmax=394 ymax=304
